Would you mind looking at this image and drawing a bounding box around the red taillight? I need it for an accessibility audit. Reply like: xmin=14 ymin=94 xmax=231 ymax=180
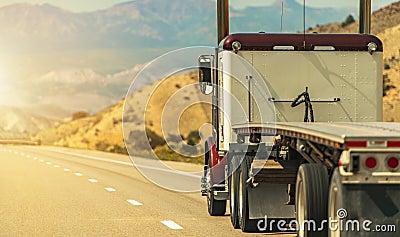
xmin=365 ymin=157 xmax=377 ymax=169
xmin=387 ymin=157 xmax=399 ymax=170
xmin=345 ymin=141 xmax=367 ymax=148
xmin=387 ymin=141 xmax=400 ymax=148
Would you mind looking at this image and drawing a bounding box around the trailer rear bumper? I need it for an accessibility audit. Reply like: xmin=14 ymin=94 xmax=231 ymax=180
xmin=333 ymin=182 xmax=400 ymax=236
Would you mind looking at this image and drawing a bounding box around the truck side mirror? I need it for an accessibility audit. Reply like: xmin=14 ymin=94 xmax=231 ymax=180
xmin=198 ymin=55 xmax=213 ymax=95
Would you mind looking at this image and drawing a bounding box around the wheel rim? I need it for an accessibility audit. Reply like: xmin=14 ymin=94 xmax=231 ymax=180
xmin=238 ymin=170 xmax=243 ymax=221
xmin=206 ymin=167 xmax=212 ymax=211
xmin=297 ymin=180 xmax=305 ymax=237
xmin=330 ymin=186 xmax=339 ymax=237
xmin=230 ymin=173 xmax=235 ymax=213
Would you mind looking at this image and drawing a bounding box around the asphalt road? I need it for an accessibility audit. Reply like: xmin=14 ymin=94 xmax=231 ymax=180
xmin=0 ymin=145 xmax=296 ymax=237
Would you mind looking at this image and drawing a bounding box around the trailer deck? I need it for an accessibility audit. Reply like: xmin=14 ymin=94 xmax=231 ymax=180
xmin=233 ymin=122 xmax=400 ymax=148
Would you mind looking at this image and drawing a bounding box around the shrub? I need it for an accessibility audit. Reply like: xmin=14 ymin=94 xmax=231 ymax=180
xmin=146 ymin=129 xmax=165 ymax=148
xmin=341 ymin=14 xmax=355 ymax=27
xmin=72 ymin=111 xmax=89 ymax=120
xmin=383 ymin=74 xmax=396 ymax=97
xmin=109 ymin=145 xmax=128 ymax=155
xmin=187 ymin=130 xmax=201 ymax=146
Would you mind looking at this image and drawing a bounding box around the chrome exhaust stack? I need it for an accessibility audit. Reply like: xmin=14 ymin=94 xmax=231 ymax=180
xmin=217 ymin=0 xmax=229 ymax=44
xmin=359 ymin=0 xmax=371 ymax=34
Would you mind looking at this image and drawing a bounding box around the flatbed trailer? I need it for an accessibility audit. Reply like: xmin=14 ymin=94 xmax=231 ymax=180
xmin=234 ymin=122 xmax=400 ymax=177
xmin=213 ymin=122 xmax=400 ymax=236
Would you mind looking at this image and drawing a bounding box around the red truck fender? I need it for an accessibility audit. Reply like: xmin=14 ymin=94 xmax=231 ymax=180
xmin=206 ymin=137 xmax=227 ymax=185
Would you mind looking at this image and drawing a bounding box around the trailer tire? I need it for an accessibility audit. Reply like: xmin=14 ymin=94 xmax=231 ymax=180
xmin=328 ymin=168 xmax=343 ymax=237
xmin=207 ymin=153 xmax=226 ymax=216
xmin=238 ymin=156 xmax=257 ymax=232
xmin=296 ymin=164 xmax=329 ymax=237
xmin=207 ymin=189 xmax=226 ymax=216
xmin=229 ymin=156 xmax=240 ymax=228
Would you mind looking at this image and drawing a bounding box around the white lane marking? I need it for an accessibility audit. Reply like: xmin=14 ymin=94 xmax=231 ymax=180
xmin=42 ymin=149 xmax=202 ymax=179
xmin=27 ymin=155 xmax=31 ymax=158
xmin=160 ymin=220 xmax=183 ymax=230
xmin=33 ymin=157 xmax=38 ymax=160
xmin=104 ymin=187 xmax=116 ymax=192
xmin=54 ymin=165 xmax=60 ymax=168
xmin=74 ymin=173 xmax=83 ymax=177
xmin=127 ymin=200 xmax=143 ymax=206
xmin=46 ymin=162 xmax=52 ymax=165
xmin=88 ymin=179 xmax=98 ymax=183
xmin=64 ymin=168 xmax=70 ymax=172
xmin=39 ymin=160 xmax=44 ymax=163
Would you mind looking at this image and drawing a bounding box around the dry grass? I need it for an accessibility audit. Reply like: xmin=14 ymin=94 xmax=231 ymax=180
xmin=36 ymin=71 xmax=211 ymax=163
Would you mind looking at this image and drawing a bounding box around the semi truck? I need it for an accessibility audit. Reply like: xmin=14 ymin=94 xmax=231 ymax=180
xmin=199 ymin=0 xmax=400 ymax=236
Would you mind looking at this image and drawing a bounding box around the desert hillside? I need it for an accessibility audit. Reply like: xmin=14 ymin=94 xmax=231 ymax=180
xmin=309 ymin=1 xmax=400 ymax=121
xmin=35 ymin=71 xmax=211 ymax=162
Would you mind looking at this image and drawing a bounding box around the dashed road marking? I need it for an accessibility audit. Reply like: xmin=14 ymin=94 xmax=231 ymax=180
xmin=127 ymin=200 xmax=143 ymax=206
xmin=33 ymin=157 xmax=38 ymax=160
xmin=64 ymin=168 xmax=71 ymax=172
xmin=46 ymin=162 xmax=52 ymax=165
xmin=39 ymin=160 xmax=44 ymax=163
xmin=104 ymin=187 xmax=116 ymax=192
xmin=88 ymin=179 xmax=98 ymax=183
xmin=27 ymin=155 xmax=31 ymax=158
xmin=54 ymin=165 xmax=60 ymax=168
xmin=74 ymin=173 xmax=83 ymax=177
xmin=160 ymin=220 xmax=183 ymax=230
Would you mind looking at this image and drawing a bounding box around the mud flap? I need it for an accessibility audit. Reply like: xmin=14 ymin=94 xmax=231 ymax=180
xmin=247 ymin=183 xmax=295 ymax=231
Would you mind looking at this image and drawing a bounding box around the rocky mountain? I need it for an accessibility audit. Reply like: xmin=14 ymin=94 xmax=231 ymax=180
xmin=308 ymin=1 xmax=400 ymax=122
xmin=307 ymin=1 xmax=400 ymax=35
xmin=20 ymin=64 xmax=144 ymax=113
xmin=0 ymin=107 xmax=58 ymax=139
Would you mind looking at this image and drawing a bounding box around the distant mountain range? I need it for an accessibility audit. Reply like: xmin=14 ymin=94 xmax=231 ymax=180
xmin=0 ymin=0 xmax=355 ymax=54
xmin=0 ymin=0 xmax=360 ymax=114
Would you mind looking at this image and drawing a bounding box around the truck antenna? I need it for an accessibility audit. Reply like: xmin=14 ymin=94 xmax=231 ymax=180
xmin=280 ymin=1 xmax=284 ymax=32
xmin=303 ymin=0 xmax=306 ymax=49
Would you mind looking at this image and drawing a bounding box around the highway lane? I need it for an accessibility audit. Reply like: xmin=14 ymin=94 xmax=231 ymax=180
xmin=0 ymin=145 xmax=296 ymax=236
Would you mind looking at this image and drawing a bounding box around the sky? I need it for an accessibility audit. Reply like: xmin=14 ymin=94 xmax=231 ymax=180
xmin=0 ymin=0 xmax=397 ymax=12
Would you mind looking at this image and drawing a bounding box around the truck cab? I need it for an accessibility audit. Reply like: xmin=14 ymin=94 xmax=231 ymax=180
xmin=199 ymin=1 xmax=400 ymax=236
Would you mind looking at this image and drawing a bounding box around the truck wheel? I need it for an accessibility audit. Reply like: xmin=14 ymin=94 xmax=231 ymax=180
xmin=207 ymin=189 xmax=226 ymax=216
xmin=296 ymin=164 xmax=329 ymax=237
xmin=238 ymin=157 xmax=257 ymax=232
xmin=328 ymin=168 xmax=343 ymax=237
xmin=207 ymin=154 xmax=226 ymax=216
xmin=229 ymin=156 xmax=240 ymax=228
